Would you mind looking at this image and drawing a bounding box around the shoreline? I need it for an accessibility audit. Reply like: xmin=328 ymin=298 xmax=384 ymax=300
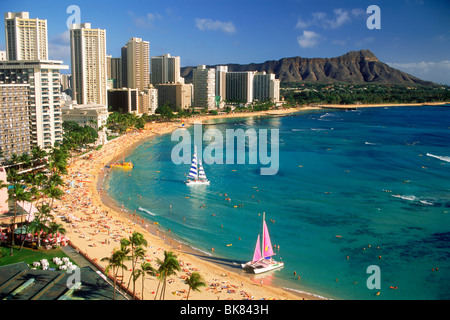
xmin=56 ymin=106 xmax=326 ymax=300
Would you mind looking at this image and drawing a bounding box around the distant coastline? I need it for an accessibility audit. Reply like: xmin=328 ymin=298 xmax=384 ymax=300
xmin=316 ymin=101 xmax=450 ymax=109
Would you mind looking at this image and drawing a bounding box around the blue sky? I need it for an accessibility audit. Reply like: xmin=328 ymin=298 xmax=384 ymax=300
xmin=1 ymin=0 xmax=449 ymax=84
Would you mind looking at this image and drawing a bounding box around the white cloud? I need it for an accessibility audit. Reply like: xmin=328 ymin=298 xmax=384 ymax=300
xmin=195 ymin=18 xmax=236 ymax=34
xmin=297 ymin=31 xmax=323 ymax=48
xmin=48 ymin=30 xmax=70 ymax=62
xmin=129 ymin=11 xmax=162 ymax=29
xmin=387 ymin=61 xmax=450 ymax=85
xmin=296 ymin=8 xmax=363 ymax=30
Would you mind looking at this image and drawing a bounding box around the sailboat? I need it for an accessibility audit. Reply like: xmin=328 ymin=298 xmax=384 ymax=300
xmin=241 ymin=212 xmax=284 ymax=274
xmin=186 ymin=146 xmax=210 ymax=186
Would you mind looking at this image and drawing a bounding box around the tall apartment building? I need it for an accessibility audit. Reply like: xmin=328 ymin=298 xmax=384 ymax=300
xmin=193 ymin=65 xmax=216 ymax=110
xmin=155 ymin=82 xmax=192 ymax=110
xmin=108 ymin=88 xmax=138 ymax=114
xmin=0 ymin=84 xmax=31 ymax=162
xmin=226 ymin=71 xmax=255 ymax=104
xmin=70 ymin=23 xmax=107 ymax=105
xmin=151 ymin=53 xmax=181 ymax=85
xmin=124 ymin=38 xmax=150 ymax=91
xmin=4 ymin=12 xmax=48 ymax=61
xmin=0 ymin=60 xmax=68 ymax=150
xmin=139 ymin=86 xmax=158 ymax=115
xmin=253 ymin=72 xmax=280 ymax=103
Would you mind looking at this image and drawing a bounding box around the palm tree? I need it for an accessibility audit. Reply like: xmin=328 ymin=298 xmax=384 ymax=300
xmin=28 ymin=204 xmax=52 ymax=248
xmin=155 ymin=251 xmax=181 ymax=300
xmin=101 ymin=249 xmax=127 ymax=300
xmin=31 ymin=145 xmax=47 ymax=167
xmin=134 ymin=261 xmax=157 ymax=300
xmin=44 ymin=181 xmax=64 ymax=209
xmin=7 ymin=183 xmax=30 ymax=255
xmin=7 ymin=153 xmax=19 ymax=168
xmin=19 ymin=152 xmax=32 ymax=170
xmin=124 ymin=232 xmax=147 ymax=299
xmin=185 ymin=272 xmax=206 ymax=300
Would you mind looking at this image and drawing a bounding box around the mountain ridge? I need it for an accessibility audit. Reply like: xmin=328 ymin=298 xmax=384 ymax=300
xmin=180 ymin=49 xmax=435 ymax=86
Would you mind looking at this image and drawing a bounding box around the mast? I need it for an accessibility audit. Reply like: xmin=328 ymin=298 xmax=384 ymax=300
xmin=262 ymin=212 xmax=265 ymax=259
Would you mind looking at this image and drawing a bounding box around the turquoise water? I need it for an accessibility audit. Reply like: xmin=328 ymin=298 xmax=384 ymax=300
xmin=105 ymin=106 xmax=450 ymax=300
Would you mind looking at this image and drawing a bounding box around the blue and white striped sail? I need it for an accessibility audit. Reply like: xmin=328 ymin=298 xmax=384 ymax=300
xmin=188 ymin=146 xmax=198 ymax=179
xmin=198 ymin=160 xmax=207 ymax=180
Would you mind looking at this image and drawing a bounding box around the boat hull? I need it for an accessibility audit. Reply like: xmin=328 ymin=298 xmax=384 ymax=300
xmin=241 ymin=259 xmax=284 ymax=274
xmin=186 ymin=180 xmax=210 ymax=186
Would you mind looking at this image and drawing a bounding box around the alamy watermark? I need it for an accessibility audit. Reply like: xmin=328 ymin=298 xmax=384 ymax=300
xmin=367 ymin=5 xmax=381 ymax=30
xmin=171 ymin=122 xmax=279 ymax=175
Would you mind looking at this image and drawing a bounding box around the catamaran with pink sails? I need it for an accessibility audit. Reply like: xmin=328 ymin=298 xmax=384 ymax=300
xmin=241 ymin=212 xmax=284 ymax=274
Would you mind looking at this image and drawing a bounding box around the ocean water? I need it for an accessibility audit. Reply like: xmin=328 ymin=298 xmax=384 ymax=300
xmin=104 ymin=106 xmax=450 ymax=300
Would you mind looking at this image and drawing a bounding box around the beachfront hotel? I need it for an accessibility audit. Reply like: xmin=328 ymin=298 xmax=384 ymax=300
xmin=0 ymin=84 xmax=31 ymax=161
xmin=124 ymin=37 xmax=150 ymax=92
xmin=70 ymin=23 xmax=107 ymax=106
xmin=253 ymin=71 xmax=281 ymax=103
xmin=151 ymin=53 xmax=182 ymax=85
xmin=0 ymin=60 xmax=68 ymax=150
xmin=192 ymin=65 xmax=216 ymax=110
xmin=226 ymin=71 xmax=255 ymax=104
xmin=4 ymin=12 xmax=48 ymax=61
xmin=108 ymin=88 xmax=139 ymax=114
xmin=154 ymin=82 xmax=192 ymax=110
xmin=139 ymin=86 xmax=158 ymax=115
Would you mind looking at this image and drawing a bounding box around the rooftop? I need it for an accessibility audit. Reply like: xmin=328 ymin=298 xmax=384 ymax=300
xmin=0 ymin=262 xmax=127 ymax=300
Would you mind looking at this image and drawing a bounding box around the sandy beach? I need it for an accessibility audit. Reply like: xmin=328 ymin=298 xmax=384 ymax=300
xmin=53 ymin=106 xmax=326 ymax=301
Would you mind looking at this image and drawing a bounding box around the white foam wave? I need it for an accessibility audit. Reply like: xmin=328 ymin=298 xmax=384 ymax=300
xmin=282 ymin=287 xmax=330 ymax=300
xmin=138 ymin=207 xmax=157 ymax=216
xmin=427 ymin=153 xmax=450 ymax=163
xmin=392 ymin=194 xmax=434 ymax=205
xmin=365 ymin=142 xmax=378 ymax=145
xmin=392 ymin=194 xmax=418 ymax=201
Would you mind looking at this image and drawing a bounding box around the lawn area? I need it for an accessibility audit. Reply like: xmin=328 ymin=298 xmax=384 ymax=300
xmin=0 ymin=245 xmax=77 ymax=270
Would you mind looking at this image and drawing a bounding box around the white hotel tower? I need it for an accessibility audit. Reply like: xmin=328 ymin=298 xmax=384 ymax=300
xmin=70 ymin=23 xmax=107 ymax=106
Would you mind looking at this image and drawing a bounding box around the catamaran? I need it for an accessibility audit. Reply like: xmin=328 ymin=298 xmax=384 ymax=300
xmin=186 ymin=146 xmax=210 ymax=186
xmin=241 ymin=212 xmax=284 ymax=274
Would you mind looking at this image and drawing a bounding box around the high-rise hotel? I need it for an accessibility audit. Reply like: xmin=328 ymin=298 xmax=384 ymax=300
xmin=4 ymin=12 xmax=48 ymax=61
xmin=151 ymin=54 xmax=181 ymax=85
xmin=0 ymin=12 xmax=68 ymax=152
xmin=124 ymin=37 xmax=150 ymax=91
xmin=70 ymin=23 xmax=107 ymax=105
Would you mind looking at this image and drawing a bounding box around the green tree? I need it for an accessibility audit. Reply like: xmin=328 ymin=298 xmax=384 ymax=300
xmin=155 ymin=250 xmax=181 ymax=300
xmin=101 ymin=249 xmax=127 ymax=300
xmin=123 ymin=232 xmax=148 ymax=299
xmin=185 ymin=272 xmax=207 ymax=300
xmin=134 ymin=261 xmax=157 ymax=300
xmin=7 ymin=183 xmax=30 ymax=255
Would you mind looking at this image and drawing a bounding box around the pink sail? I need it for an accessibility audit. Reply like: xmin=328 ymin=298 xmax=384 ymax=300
xmin=252 ymin=235 xmax=262 ymax=263
xmin=263 ymin=221 xmax=274 ymax=258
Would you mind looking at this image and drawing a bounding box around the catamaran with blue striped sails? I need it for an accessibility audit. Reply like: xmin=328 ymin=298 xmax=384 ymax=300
xmin=186 ymin=146 xmax=210 ymax=186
